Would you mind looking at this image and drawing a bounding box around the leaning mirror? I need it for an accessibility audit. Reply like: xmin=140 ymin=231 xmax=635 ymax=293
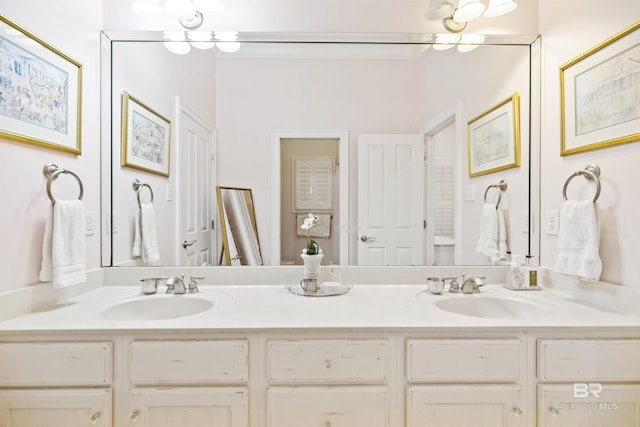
xmin=101 ymin=32 xmax=540 ymax=268
xmin=216 ymin=186 xmax=263 ymax=266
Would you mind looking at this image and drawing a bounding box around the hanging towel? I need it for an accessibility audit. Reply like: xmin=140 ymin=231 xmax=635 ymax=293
xmin=476 ymin=203 xmax=499 ymax=257
xmin=296 ymin=214 xmax=331 ymax=238
xmin=132 ymin=202 xmax=160 ymax=264
xmin=39 ymin=200 xmax=87 ymax=288
xmin=497 ymin=208 xmax=508 ymax=259
xmin=555 ymin=199 xmax=602 ymax=281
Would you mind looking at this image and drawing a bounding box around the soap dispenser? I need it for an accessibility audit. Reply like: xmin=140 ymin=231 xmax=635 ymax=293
xmin=522 ymin=255 xmax=538 ymax=288
xmin=507 ymin=255 xmax=524 ymax=288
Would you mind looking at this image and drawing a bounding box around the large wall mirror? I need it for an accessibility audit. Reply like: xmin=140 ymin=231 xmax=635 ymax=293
xmin=101 ymin=32 xmax=540 ymax=268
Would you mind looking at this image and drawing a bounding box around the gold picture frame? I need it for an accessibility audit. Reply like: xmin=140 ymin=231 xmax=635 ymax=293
xmin=560 ymin=20 xmax=640 ymax=156
xmin=121 ymin=91 xmax=171 ymax=176
xmin=467 ymin=93 xmax=521 ymax=177
xmin=0 ymin=13 xmax=82 ymax=154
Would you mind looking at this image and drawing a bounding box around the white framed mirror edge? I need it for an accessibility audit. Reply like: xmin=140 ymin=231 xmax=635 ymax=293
xmin=271 ymin=129 xmax=350 ymax=265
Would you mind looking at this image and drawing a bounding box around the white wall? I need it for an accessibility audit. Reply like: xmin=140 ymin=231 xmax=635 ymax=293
xmin=0 ymin=0 xmax=103 ymax=292
xmin=538 ymin=0 xmax=640 ymax=287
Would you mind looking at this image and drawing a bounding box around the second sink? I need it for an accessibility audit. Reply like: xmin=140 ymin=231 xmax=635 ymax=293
xmin=434 ymin=295 xmax=553 ymax=319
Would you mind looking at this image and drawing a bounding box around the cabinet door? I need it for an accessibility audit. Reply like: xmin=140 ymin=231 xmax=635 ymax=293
xmin=268 ymin=386 xmax=389 ymax=427
xmin=408 ymin=385 xmax=525 ymax=427
xmin=538 ymin=384 xmax=640 ymax=427
xmin=130 ymin=387 xmax=247 ymax=427
xmin=0 ymin=389 xmax=111 ymax=427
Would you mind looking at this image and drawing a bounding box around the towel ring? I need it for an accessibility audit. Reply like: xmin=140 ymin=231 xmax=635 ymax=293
xmin=562 ymin=164 xmax=601 ymax=203
xmin=484 ymin=180 xmax=508 ymax=208
xmin=132 ymin=179 xmax=154 ymax=207
xmin=43 ymin=163 xmax=84 ymax=203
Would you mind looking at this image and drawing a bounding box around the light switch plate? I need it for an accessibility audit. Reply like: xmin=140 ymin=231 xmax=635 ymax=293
xmin=464 ymin=184 xmax=475 ymax=202
xmin=521 ymin=210 xmax=529 ymax=233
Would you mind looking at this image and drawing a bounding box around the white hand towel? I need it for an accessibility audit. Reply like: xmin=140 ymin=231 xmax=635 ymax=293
xmin=476 ymin=203 xmax=499 ymax=257
xmin=39 ymin=200 xmax=87 ymax=288
xmin=132 ymin=202 xmax=160 ymax=264
xmin=497 ymin=208 xmax=509 ymax=259
xmin=555 ymin=199 xmax=602 ymax=281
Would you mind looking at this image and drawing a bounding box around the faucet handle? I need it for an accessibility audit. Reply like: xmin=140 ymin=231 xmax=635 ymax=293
xmin=188 ymin=275 xmax=204 ymax=293
xmin=443 ymin=276 xmax=460 ymax=293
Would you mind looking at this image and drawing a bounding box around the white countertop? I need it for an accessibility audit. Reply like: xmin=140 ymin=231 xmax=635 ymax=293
xmin=1 ymin=283 xmax=639 ymax=333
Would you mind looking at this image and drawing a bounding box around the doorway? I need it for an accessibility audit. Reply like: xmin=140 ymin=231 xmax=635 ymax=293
xmin=271 ymin=130 xmax=349 ymax=266
xmin=420 ymin=101 xmax=462 ymax=265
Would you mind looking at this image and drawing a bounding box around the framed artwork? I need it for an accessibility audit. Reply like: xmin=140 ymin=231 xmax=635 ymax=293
xmin=0 ymin=14 xmax=82 ymax=154
xmin=467 ymin=93 xmax=521 ymax=177
xmin=560 ymin=21 xmax=640 ymax=156
xmin=121 ymin=91 xmax=171 ymax=176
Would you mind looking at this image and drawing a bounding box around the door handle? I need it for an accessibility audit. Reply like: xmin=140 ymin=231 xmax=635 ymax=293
xmin=182 ymin=239 xmax=197 ymax=249
xmin=360 ymin=235 xmax=377 ymax=242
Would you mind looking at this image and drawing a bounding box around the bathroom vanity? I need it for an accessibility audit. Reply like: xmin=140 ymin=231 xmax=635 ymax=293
xmin=1 ymin=269 xmax=639 ymax=427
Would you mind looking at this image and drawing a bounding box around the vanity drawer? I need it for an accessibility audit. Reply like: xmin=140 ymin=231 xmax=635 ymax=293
xmin=407 ymin=339 xmax=521 ymax=382
xmin=267 ymin=339 xmax=389 ymax=383
xmin=0 ymin=342 xmax=113 ymax=386
xmin=267 ymin=386 xmax=389 ymax=426
xmin=538 ymin=339 xmax=640 ymax=381
xmin=130 ymin=340 xmax=248 ymax=384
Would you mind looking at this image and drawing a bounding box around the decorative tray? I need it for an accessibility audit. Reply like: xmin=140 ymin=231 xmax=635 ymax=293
xmin=286 ymin=282 xmax=352 ymax=297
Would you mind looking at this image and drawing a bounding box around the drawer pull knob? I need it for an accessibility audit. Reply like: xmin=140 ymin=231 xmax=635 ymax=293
xmin=90 ymin=412 xmax=101 ymax=422
xmin=325 ymin=422 xmax=332 ymax=427
xmin=324 ymin=359 xmax=332 ymax=369
xmin=512 ymin=407 xmax=522 ymax=416
xmin=549 ymin=406 xmax=560 ymax=416
xmin=130 ymin=410 xmax=140 ymax=420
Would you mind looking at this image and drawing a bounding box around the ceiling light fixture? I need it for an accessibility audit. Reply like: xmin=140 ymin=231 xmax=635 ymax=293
xmin=484 ymin=0 xmax=517 ymax=17
xmin=178 ymin=10 xmax=204 ymax=29
xmin=431 ymin=0 xmax=518 ymax=35
xmin=452 ymin=0 xmax=485 ymax=22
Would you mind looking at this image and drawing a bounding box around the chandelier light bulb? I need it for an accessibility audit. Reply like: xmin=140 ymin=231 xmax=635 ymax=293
xmin=484 ymin=0 xmax=518 ymax=17
xmin=194 ymin=0 xmax=225 ymax=15
xmin=453 ymin=0 xmax=486 ymax=22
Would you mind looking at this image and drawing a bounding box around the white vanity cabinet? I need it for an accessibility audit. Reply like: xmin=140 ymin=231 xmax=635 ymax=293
xmin=126 ymin=339 xmax=249 ymax=427
xmin=265 ymin=338 xmax=391 ymax=427
xmin=536 ymin=338 xmax=640 ymax=426
xmin=405 ymin=338 xmax=527 ymax=427
xmin=0 ymin=341 xmax=113 ymax=427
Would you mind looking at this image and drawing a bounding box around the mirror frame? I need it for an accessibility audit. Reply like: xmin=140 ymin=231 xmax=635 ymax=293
xmin=216 ymin=186 xmax=263 ymax=266
xmin=100 ymin=31 xmax=541 ymax=267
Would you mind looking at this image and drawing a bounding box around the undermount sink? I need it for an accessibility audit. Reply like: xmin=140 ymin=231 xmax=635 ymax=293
xmin=434 ymin=296 xmax=552 ymax=319
xmin=101 ymin=295 xmax=213 ymax=321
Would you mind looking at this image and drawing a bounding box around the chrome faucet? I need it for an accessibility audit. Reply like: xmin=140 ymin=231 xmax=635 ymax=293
xmin=166 ymin=275 xmax=187 ymax=294
xmin=460 ymin=276 xmax=486 ymax=294
xmin=165 ymin=275 xmax=204 ymax=294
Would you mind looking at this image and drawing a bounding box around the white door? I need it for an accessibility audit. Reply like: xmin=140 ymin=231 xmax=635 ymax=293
xmin=177 ymin=101 xmax=216 ymax=266
xmin=357 ymin=134 xmax=424 ymax=265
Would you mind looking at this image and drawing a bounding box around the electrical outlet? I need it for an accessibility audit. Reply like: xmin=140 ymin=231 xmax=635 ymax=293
xmin=86 ymin=211 xmax=96 ymax=235
xmin=546 ymin=210 xmax=559 ymax=235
